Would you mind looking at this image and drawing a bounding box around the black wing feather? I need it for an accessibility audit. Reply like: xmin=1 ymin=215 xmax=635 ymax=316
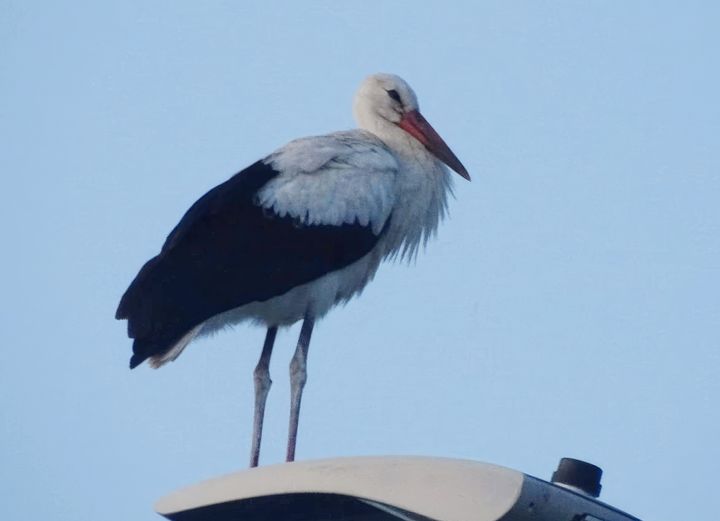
xmin=116 ymin=160 xmax=387 ymax=368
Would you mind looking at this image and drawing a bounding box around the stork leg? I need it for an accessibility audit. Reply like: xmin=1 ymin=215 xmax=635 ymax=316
xmin=286 ymin=317 xmax=314 ymax=462
xmin=249 ymin=326 xmax=277 ymax=468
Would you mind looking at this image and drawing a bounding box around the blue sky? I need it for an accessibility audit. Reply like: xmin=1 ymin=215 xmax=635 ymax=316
xmin=1 ymin=2 xmax=718 ymax=520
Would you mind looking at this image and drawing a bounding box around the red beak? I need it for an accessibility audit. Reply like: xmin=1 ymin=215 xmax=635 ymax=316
xmin=397 ymin=110 xmax=470 ymax=180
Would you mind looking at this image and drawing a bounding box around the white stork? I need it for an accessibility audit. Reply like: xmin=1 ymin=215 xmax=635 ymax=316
xmin=116 ymin=73 xmax=469 ymax=467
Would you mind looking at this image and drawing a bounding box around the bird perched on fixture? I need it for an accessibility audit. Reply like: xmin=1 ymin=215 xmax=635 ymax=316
xmin=116 ymin=73 xmax=470 ymax=467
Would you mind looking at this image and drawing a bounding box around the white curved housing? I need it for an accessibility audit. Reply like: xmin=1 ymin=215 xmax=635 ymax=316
xmin=155 ymin=456 xmax=641 ymax=521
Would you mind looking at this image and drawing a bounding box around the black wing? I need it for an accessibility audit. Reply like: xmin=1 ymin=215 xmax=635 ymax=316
xmin=116 ymin=160 xmax=387 ymax=368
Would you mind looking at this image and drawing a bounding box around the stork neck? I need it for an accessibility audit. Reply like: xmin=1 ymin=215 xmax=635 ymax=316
xmin=382 ymin=140 xmax=452 ymax=259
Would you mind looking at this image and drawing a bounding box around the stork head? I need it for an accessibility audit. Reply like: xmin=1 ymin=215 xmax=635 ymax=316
xmin=353 ymin=73 xmax=470 ymax=180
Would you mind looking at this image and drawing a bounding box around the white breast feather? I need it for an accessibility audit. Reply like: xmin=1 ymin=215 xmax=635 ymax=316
xmin=258 ymin=130 xmax=398 ymax=235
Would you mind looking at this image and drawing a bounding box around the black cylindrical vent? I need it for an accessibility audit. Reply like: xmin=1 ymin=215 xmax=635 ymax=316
xmin=551 ymin=458 xmax=603 ymax=498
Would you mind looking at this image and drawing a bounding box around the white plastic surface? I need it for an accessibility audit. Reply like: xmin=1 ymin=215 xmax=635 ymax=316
xmin=155 ymin=456 xmax=525 ymax=521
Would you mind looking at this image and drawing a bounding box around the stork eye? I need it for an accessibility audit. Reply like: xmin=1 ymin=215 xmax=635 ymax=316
xmin=387 ymin=89 xmax=402 ymax=103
